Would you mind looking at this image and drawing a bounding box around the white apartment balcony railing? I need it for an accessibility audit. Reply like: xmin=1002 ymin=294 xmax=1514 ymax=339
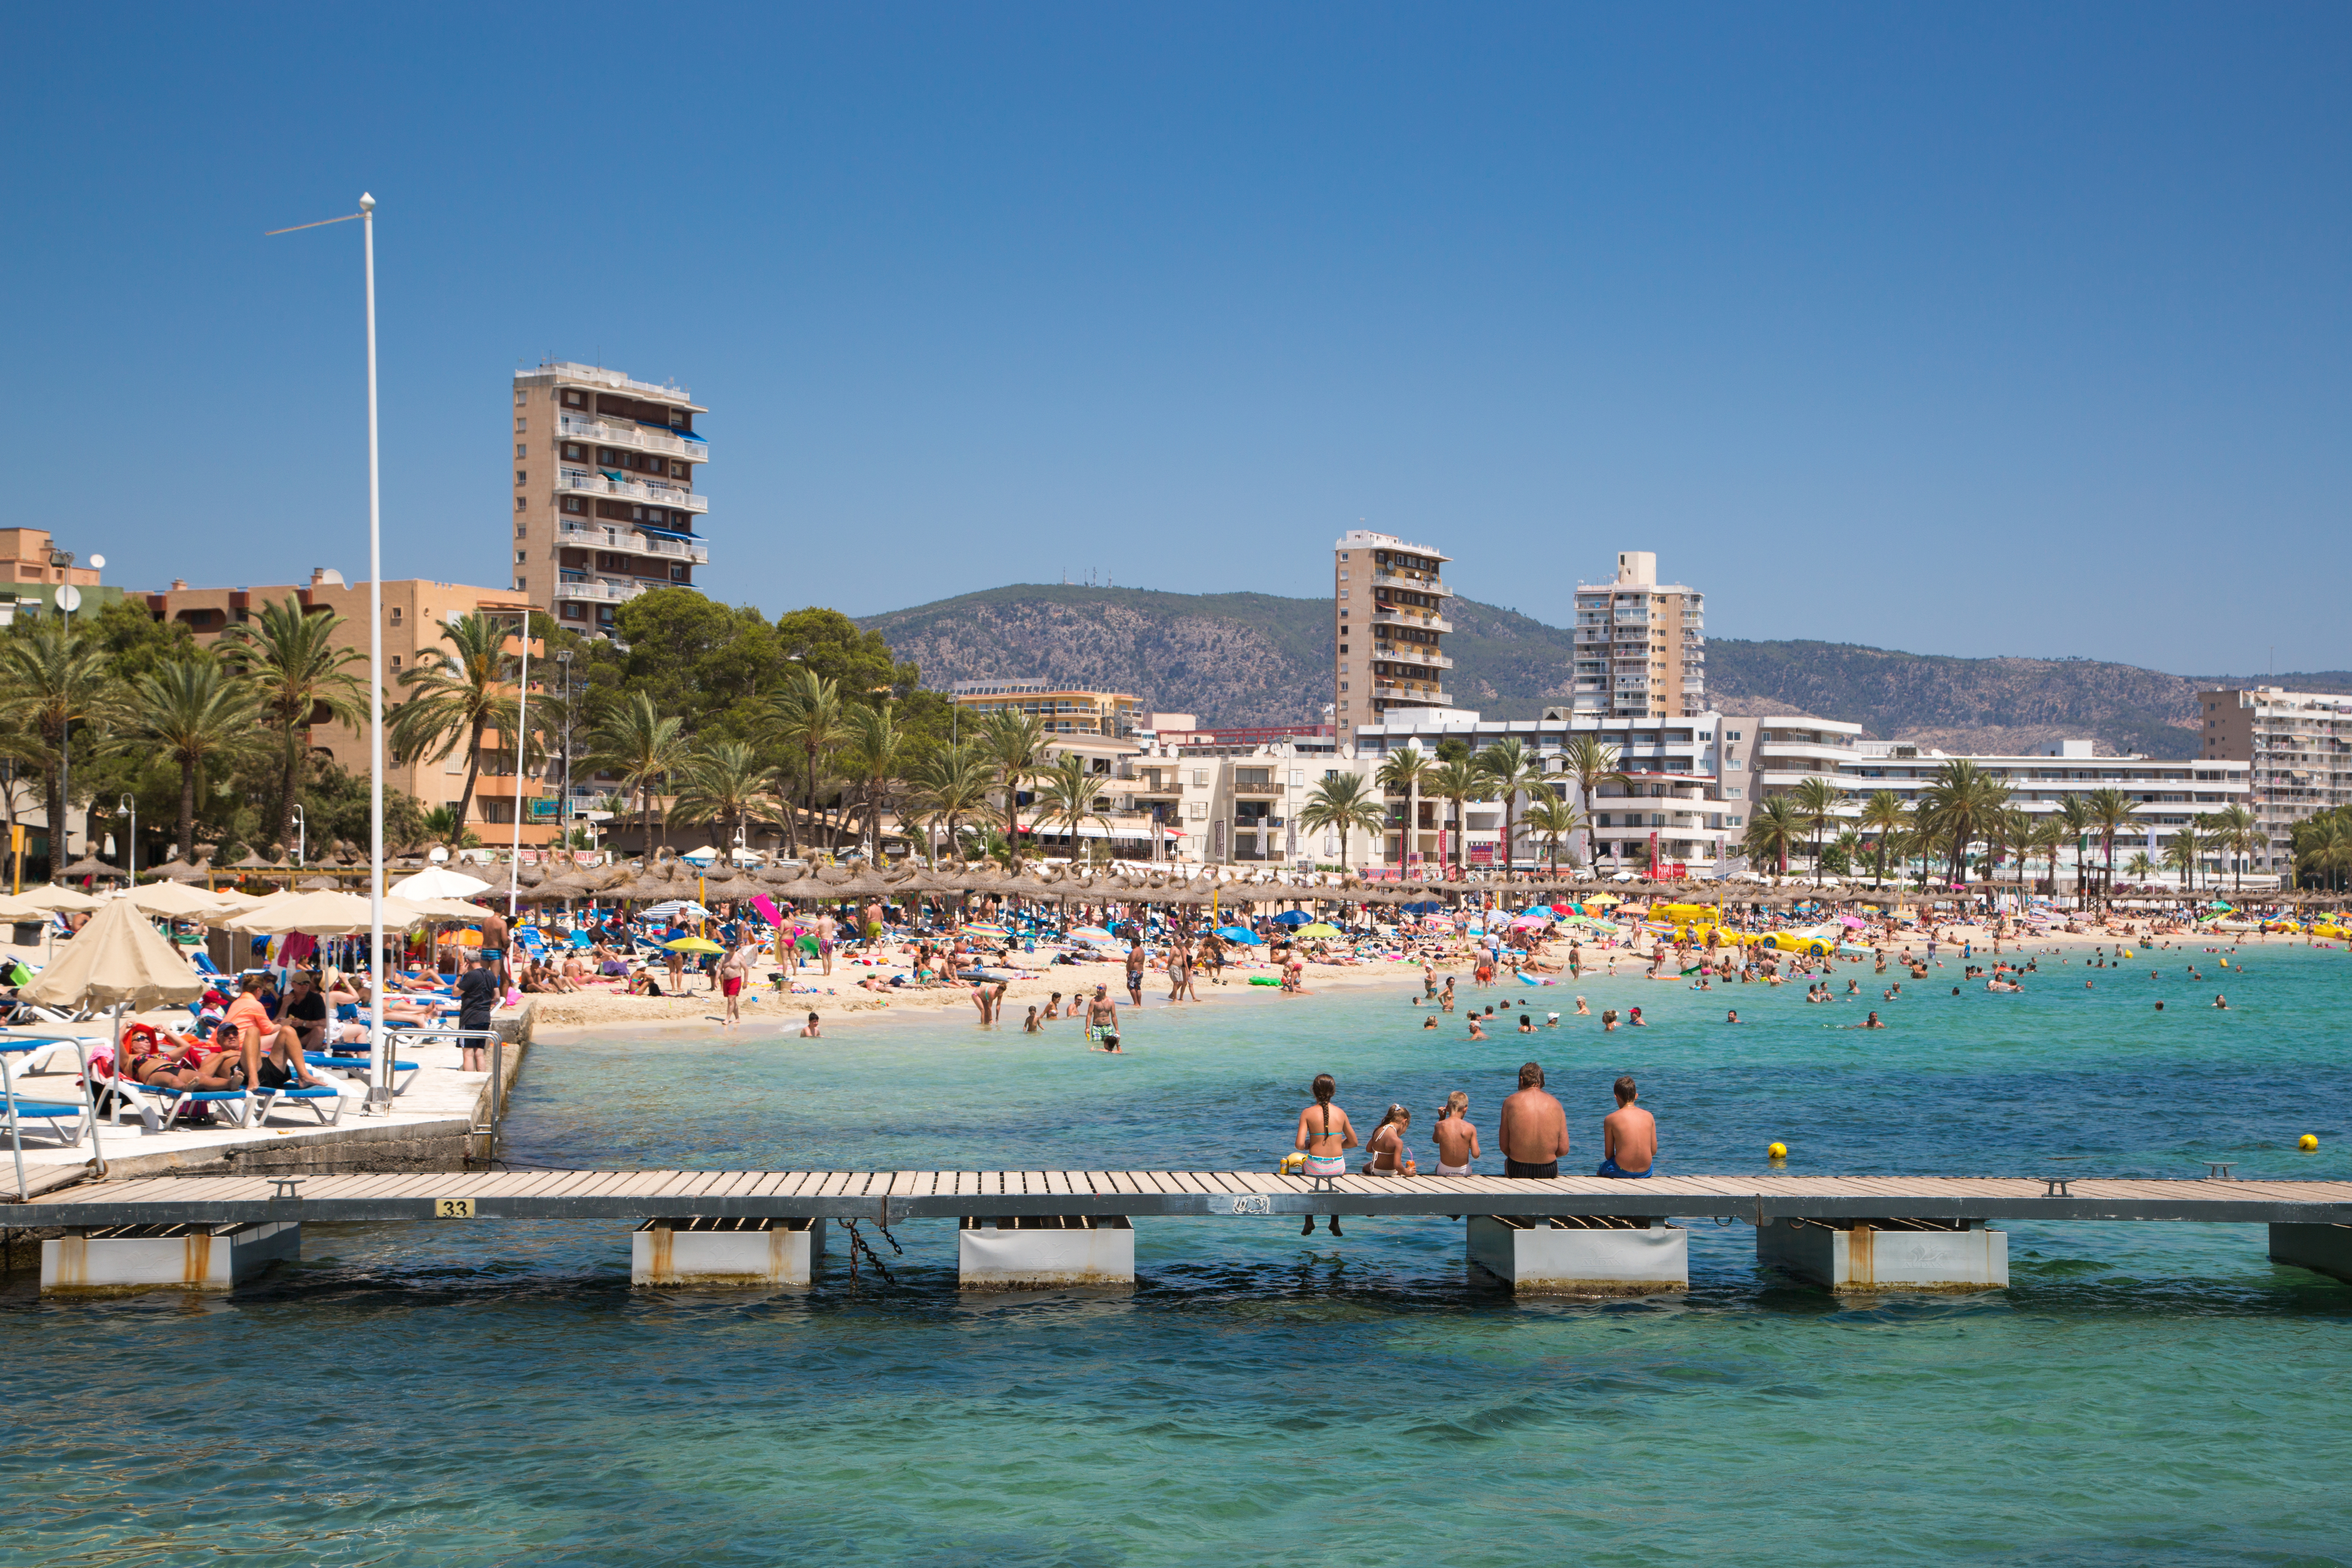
xmin=553 ymin=577 xmax=651 ymax=604
xmin=557 ymin=413 xmax=710 ymax=464
xmin=556 ymin=467 xmax=710 ymax=514
xmin=1375 ymin=648 xmax=1454 ymax=670
xmin=1369 ymin=569 xmax=1450 ymax=597
xmin=557 ymin=518 xmax=710 ymax=563
xmin=1371 ymin=606 xmax=1453 ymax=634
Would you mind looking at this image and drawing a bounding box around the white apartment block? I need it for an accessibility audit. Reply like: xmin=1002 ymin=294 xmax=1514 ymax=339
xmin=2198 ymin=687 xmax=2352 ymax=872
xmin=511 ymin=361 xmax=708 ymax=640
xmin=1570 ymin=551 xmax=1706 ymax=718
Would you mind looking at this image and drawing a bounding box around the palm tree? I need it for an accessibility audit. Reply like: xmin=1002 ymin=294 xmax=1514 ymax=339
xmin=387 ymin=613 xmax=524 ymax=839
xmin=0 ymin=620 xmax=120 ymax=874
xmin=1742 ymin=794 xmax=1802 ymax=876
xmin=1521 ymin=791 xmax=1588 ymax=874
xmin=219 ymin=594 xmax=370 ymax=851
xmin=772 ymin=666 xmax=849 ymax=855
xmin=668 ymin=740 xmax=775 ymax=861
xmin=977 ymin=708 xmax=1052 ymax=867
xmin=1474 ymin=737 xmax=1547 ymax=872
xmin=2123 ymin=850 xmax=2156 ymax=887
xmin=840 ymin=701 xmax=907 ymax=863
xmin=1375 ymin=745 xmax=1433 ymax=871
xmin=2207 ymin=803 xmax=2260 ymax=894
xmin=2057 ymin=795 xmax=2096 ymax=904
xmin=905 ymin=740 xmax=994 ymax=865
xmin=1916 ymin=760 xmax=2012 ymax=887
xmin=1033 ymin=753 xmax=1112 ymax=866
xmin=1425 ymin=760 xmax=1486 ymax=875
xmin=2025 ymin=816 xmax=2069 ymax=897
xmin=586 ymin=689 xmax=690 ymax=852
xmin=1551 ymin=735 xmax=1629 ymax=870
xmin=2164 ymin=824 xmax=2204 ymax=894
xmin=1857 ymin=790 xmax=1909 ymax=888
xmin=2082 ymin=787 xmax=2139 ymax=901
xmin=1294 ymin=771 xmax=1388 ymax=871
xmin=1788 ymin=776 xmax=1843 ymax=884
xmin=116 ymin=656 xmax=265 ymax=864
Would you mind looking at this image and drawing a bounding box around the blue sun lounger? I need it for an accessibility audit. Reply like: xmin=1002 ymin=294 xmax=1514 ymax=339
xmin=305 ymin=1052 xmax=419 ymax=1094
xmin=253 ymin=1082 xmax=346 ymax=1126
xmin=1 ymin=1032 xmax=99 ymax=1198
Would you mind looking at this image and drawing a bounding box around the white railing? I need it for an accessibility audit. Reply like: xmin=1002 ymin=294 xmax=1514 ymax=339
xmin=555 ymin=468 xmax=710 ymax=514
xmin=552 ymin=577 xmax=651 ymax=603
xmin=556 ymin=520 xmax=710 ymax=563
xmin=1370 ymin=570 xmax=1449 ymax=597
xmin=1371 ymin=607 xmax=1452 ymax=633
xmin=557 ymin=413 xmax=709 ymax=463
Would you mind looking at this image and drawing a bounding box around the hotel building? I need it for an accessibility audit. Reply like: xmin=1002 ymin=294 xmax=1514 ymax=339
xmin=1569 ymin=552 xmax=1706 ymax=717
xmin=1332 ymin=531 xmax=1452 ymax=728
xmin=510 ymin=361 xmax=707 ymax=640
xmin=2197 ymin=687 xmax=2352 ymax=874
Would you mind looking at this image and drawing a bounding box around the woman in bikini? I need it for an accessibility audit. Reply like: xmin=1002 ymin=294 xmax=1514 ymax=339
xmin=1430 ymin=1090 xmax=1479 ymax=1175
xmin=1362 ymin=1105 xmax=1418 ymax=1177
xmin=1292 ymin=1073 xmax=1357 ymax=1236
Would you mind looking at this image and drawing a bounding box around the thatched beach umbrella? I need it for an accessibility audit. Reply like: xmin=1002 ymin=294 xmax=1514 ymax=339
xmin=60 ymin=854 xmax=128 ymax=882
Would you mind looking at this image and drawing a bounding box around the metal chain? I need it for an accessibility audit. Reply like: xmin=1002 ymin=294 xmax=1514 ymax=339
xmin=840 ymin=1219 xmax=899 ymax=1286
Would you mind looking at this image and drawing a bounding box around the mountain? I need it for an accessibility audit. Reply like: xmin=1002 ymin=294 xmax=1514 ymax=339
xmin=856 ymin=584 xmax=2352 ymax=759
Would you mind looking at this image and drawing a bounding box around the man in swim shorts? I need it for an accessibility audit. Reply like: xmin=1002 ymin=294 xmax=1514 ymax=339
xmin=1085 ymin=985 xmax=1122 ymax=1052
xmin=1596 ymin=1074 xmax=1655 ymax=1178
xmin=1498 ymin=1061 xmax=1568 ymax=1178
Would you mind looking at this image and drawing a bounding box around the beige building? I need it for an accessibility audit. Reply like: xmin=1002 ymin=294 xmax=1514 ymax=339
xmin=510 ymin=360 xmax=707 ymax=640
xmin=950 ymin=681 xmax=1142 ymax=739
xmin=0 ymin=527 xmax=116 ymax=623
xmin=1333 ymin=530 xmax=1452 ymax=727
xmin=2199 ymin=686 xmax=2352 ymax=872
xmin=1570 ymin=551 xmax=1706 ymax=718
xmin=143 ymin=571 xmax=554 ymax=845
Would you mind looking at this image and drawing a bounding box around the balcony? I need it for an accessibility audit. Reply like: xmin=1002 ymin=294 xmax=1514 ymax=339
xmin=557 ymin=413 xmax=709 ymax=464
xmin=1373 ymin=647 xmax=1454 ymax=670
xmin=556 ymin=467 xmax=710 ymax=514
xmin=1371 ymin=606 xmax=1453 ymax=634
xmin=1369 ymin=569 xmax=1449 ymax=597
xmin=1372 ymin=683 xmax=1452 ymax=704
xmin=1230 ymin=780 xmax=1283 ymax=797
xmin=557 ymin=519 xmax=709 ymax=563
xmin=553 ymin=576 xmax=652 ymax=604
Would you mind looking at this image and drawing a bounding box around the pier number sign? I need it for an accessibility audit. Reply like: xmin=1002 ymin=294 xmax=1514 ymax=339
xmin=434 ymin=1198 xmax=476 ymax=1219
xmin=1206 ymin=1194 xmax=1275 ymax=1216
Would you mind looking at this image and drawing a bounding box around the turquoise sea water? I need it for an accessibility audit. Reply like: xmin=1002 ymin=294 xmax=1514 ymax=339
xmin=4 ymin=942 xmax=2350 ymax=1566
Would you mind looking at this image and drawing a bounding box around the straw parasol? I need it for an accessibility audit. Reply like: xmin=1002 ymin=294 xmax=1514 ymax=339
xmin=119 ymin=880 xmax=228 ymax=918
xmin=59 ymin=855 xmax=129 ymax=882
xmin=143 ymin=857 xmax=207 ymax=884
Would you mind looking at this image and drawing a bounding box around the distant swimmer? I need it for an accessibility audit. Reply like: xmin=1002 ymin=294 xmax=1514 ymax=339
xmin=1468 ymin=1015 xmax=1488 ymax=1040
xmin=1725 ymin=1009 xmax=1740 ymax=1024
xmin=1861 ymin=1011 xmax=1886 ymax=1028
xmin=1574 ymin=996 xmax=1591 ymax=1016
xmin=2213 ymin=994 xmax=2230 ymax=1009
xmin=1422 ymin=1014 xmax=1439 ymax=1030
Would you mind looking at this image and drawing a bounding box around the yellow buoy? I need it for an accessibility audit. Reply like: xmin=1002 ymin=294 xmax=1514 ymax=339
xmin=1767 ymin=1142 xmax=1788 ymax=1160
xmin=2300 ymin=1134 xmax=2320 ymax=1152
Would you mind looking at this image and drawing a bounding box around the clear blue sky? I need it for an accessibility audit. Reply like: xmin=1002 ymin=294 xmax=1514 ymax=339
xmin=5 ymin=4 xmax=2346 ymax=673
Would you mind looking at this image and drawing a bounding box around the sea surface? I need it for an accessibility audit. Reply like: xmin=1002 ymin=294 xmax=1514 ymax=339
xmin=5 ymin=941 xmax=2349 ymax=1566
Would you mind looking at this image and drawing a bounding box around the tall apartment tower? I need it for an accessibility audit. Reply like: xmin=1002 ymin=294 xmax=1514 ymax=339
xmin=1333 ymin=530 xmax=1453 ymax=730
xmin=1570 ymin=551 xmax=1705 ymax=717
xmin=2198 ymin=686 xmax=2352 ymax=873
xmin=510 ymin=361 xmax=709 ymax=639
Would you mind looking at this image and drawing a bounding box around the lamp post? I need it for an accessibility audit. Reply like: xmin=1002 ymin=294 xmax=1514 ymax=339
xmin=49 ymin=548 xmax=82 ymax=873
xmin=290 ymin=803 xmax=305 ymax=869
xmin=119 ymin=793 xmax=136 ymax=883
xmin=270 ymin=193 xmax=387 ymax=1106
xmin=555 ymin=649 xmax=573 ymax=854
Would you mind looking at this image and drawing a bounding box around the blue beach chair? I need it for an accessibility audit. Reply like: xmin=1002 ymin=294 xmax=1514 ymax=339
xmin=1 ymin=1033 xmax=97 ymax=1198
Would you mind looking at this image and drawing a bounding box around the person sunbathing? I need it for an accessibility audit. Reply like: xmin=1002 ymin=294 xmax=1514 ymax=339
xmin=122 ymin=1031 xmax=242 ymax=1092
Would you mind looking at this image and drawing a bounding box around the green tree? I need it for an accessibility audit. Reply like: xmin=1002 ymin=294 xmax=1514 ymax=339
xmin=1917 ymin=760 xmax=2013 ymax=886
xmin=586 ymin=689 xmax=690 ymax=852
xmin=608 ymin=589 xmax=789 ymax=739
xmin=978 ymin=708 xmax=1052 ymax=867
xmin=1033 ymin=753 xmax=1112 ymax=865
xmin=0 ymin=620 xmax=122 ymax=875
xmin=840 ymin=701 xmax=908 ymax=862
xmin=1742 ymin=795 xmax=1802 ymax=876
xmin=1474 ymin=737 xmax=1547 ymax=871
xmin=1521 ymin=791 xmax=1589 ymax=874
xmin=906 ymin=740 xmax=995 ymax=864
xmin=2206 ymin=803 xmax=2260 ymax=894
xmin=2123 ymin=850 xmax=2156 ymax=885
xmin=2081 ymin=786 xmax=2139 ymax=900
xmin=1857 ymin=790 xmax=1910 ymax=888
xmin=2025 ymin=815 xmax=2069 ymax=896
xmin=114 ymin=656 xmax=265 ymax=865
xmin=668 ymin=739 xmax=776 ymax=859
xmin=1788 ymin=775 xmax=1844 ymax=884
xmin=220 ymin=594 xmax=370 ymax=850
xmin=1375 ymin=745 xmax=1433 ymax=871
xmin=1550 ymin=735 xmax=1629 ymax=870
xmin=774 ymin=607 xmax=918 ymax=701
xmin=772 ymin=666 xmax=851 ymax=855
xmin=1294 ymin=771 xmax=1388 ymax=872
xmin=388 ymin=613 xmax=524 ymax=839
xmin=2057 ymin=795 xmax=2097 ymax=903
xmin=1425 ymin=760 xmax=1486 ymax=875
xmin=2164 ymin=823 xmax=2205 ymax=894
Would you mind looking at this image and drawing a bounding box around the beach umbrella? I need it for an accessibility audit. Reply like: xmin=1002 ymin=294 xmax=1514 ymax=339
xmin=389 ymin=865 xmax=493 ymax=900
xmin=663 ymin=936 xmax=725 ymax=954
xmin=1295 ymin=922 xmax=1342 ymax=938
xmin=436 ymin=928 xmax=485 ymax=947
xmin=1215 ymin=926 xmax=1261 ymax=944
xmin=642 ymin=900 xmax=716 ymax=922
xmin=119 ymin=880 xmax=228 ymax=918
xmin=17 ymin=884 xmax=103 ymax=912
xmin=1069 ymin=925 xmax=1116 ymax=942
xmin=1271 ymin=910 xmax=1312 ymax=927
xmin=226 ymin=890 xmax=429 ymax=935
xmin=59 ymin=855 xmax=128 ymax=882
xmin=21 ymin=895 xmax=205 ymax=1009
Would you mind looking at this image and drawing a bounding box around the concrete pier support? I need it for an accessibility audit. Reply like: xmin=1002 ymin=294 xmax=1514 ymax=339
xmin=2268 ymin=1223 xmax=2352 ymax=1283
xmin=632 ymin=1218 xmax=826 ymax=1286
xmin=958 ymin=1215 xmax=1134 ymax=1289
xmin=42 ymin=1222 xmax=301 ymax=1294
xmin=1758 ymin=1218 xmax=2008 ymax=1292
xmin=1466 ymin=1215 xmax=1688 ymax=1296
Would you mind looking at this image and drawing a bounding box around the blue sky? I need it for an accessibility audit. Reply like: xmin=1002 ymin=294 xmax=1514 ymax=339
xmin=4 ymin=4 xmax=2345 ymax=673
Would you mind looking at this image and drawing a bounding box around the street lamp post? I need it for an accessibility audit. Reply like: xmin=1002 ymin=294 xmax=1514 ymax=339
xmin=555 ymin=649 xmax=573 ymax=854
xmin=290 ymin=803 xmax=305 ymax=869
xmin=119 ymin=793 xmax=136 ymax=883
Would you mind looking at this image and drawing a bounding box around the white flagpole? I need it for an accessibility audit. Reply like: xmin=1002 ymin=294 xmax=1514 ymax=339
xmin=360 ymin=193 xmax=390 ymax=1112
xmin=509 ymin=616 xmax=530 ymax=922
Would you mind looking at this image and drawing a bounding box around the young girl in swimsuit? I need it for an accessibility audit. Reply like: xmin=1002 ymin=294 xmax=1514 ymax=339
xmin=1430 ymin=1091 xmax=1479 ymax=1175
xmin=1363 ymin=1105 xmax=1418 ymax=1177
xmin=1292 ymin=1074 xmax=1357 ymax=1236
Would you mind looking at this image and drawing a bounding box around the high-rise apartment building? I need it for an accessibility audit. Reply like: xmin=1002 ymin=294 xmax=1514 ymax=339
xmin=1332 ymin=530 xmax=1452 ymax=727
xmin=2198 ymin=686 xmax=2352 ymax=872
xmin=510 ymin=361 xmax=708 ymax=640
xmin=1570 ymin=551 xmax=1705 ymax=717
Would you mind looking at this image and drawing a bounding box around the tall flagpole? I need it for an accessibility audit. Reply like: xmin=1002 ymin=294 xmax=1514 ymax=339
xmin=508 ymin=613 xmax=530 ymax=922
xmin=360 ymin=193 xmax=390 ymax=1111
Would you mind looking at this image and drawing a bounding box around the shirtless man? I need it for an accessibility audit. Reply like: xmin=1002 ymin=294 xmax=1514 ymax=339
xmin=1166 ymin=941 xmax=1190 ymax=1004
xmin=815 ymin=911 xmax=837 ymax=976
xmin=716 ymin=939 xmax=756 ymax=1028
xmin=1085 ymin=984 xmax=1121 ymax=1052
xmin=1596 ymin=1075 xmax=1656 ymax=1178
xmin=1497 ymin=1061 xmax=1569 ymax=1179
xmin=1125 ymin=943 xmax=1147 ymax=1007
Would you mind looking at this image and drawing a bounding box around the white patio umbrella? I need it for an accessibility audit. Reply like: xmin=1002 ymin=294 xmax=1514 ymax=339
xmin=226 ymin=891 xmax=429 ymax=935
xmin=17 ymin=884 xmax=103 ymax=912
xmin=119 ymin=881 xmax=228 ymax=918
xmin=389 ymin=865 xmax=493 ymax=901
